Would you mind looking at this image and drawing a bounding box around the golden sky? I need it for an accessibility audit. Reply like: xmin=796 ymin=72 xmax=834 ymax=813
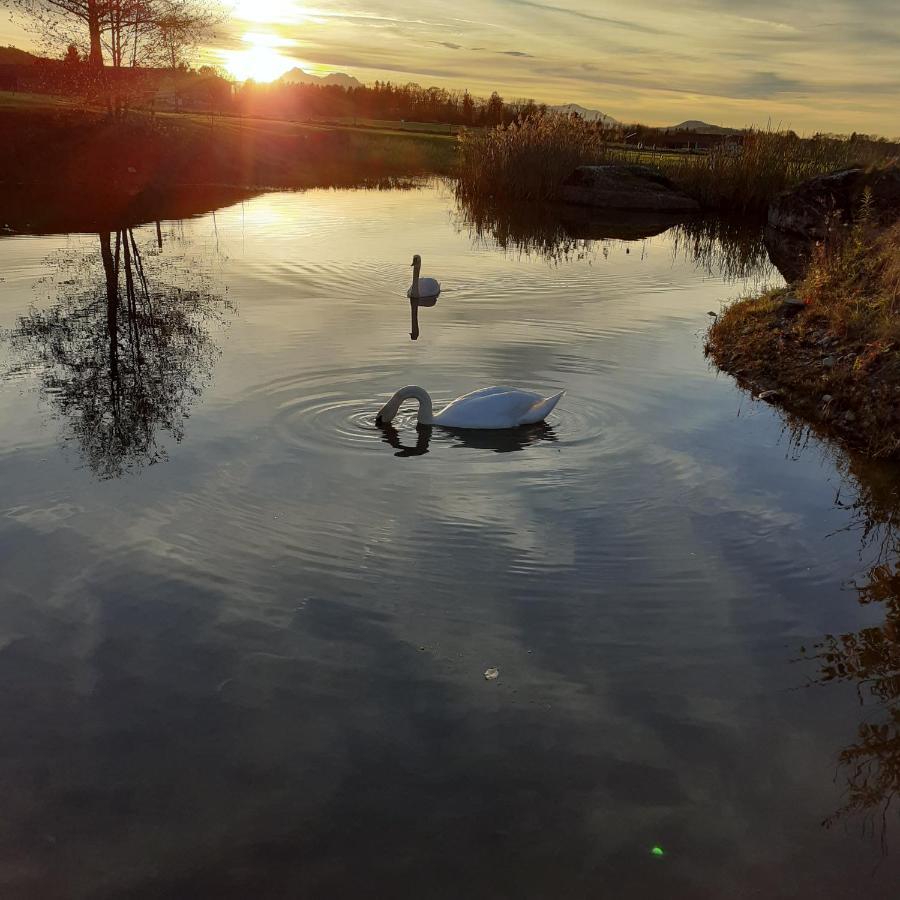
xmin=4 ymin=1 xmax=899 ymax=134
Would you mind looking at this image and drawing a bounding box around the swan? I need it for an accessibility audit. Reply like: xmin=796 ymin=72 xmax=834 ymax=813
xmin=375 ymin=386 xmax=564 ymax=430
xmin=407 ymin=254 xmax=440 ymax=300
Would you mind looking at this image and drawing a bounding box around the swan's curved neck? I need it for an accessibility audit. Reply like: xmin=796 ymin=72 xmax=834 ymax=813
xmin=377 ymin=385 xmax=434 ymax=425
xmin=410 ymin=263 xmax=421 ymax=294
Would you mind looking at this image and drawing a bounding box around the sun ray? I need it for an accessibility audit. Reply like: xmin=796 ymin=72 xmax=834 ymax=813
xmin=220 ymin=31 xmax=304 ymax=82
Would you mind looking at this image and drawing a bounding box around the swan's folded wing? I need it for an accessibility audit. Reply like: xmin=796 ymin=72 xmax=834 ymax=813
xmin=520 ymin=390 xmax=565 ymax=425
xmin=435 ymin=388 xmax=545 ymax=429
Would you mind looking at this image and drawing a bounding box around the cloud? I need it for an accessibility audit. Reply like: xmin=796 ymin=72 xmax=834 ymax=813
xmin=730 ymin=70 xmax=807 ymax=99
xmin=503 ymin=0 xmax=668 ymax=35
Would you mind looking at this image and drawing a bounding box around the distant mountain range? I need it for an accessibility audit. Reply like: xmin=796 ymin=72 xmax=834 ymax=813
xmin=277 ymin=67 xmax=361 ymax=89
xmin=551 ymin=103 xmax=618 ymax=126
xmin=667 ymin=120 xmax=743 ymax=135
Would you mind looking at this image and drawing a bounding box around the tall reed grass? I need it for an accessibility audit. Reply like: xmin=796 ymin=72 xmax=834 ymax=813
xmin=457 ymin=114 xmax=611 ymax=202
xmin=664 ymin=130 xmax=893 ymax=214
xmin=457 ymin=114 xmax=898 ymax=214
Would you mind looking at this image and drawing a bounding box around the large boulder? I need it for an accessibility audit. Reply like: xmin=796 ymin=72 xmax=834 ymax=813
xmin=560 ymin=165 xmax=700 ymax=212
xmin=768 ymin=164 xmax=900 ymax=239
xmin=765 ymin=163 xmax=900 ymax=281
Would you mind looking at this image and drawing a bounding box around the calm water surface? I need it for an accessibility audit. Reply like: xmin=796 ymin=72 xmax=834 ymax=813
xmin=1 ymin=185 xmax=898 ymax=898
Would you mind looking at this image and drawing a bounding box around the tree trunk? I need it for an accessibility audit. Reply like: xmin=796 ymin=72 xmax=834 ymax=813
xmin=87 ymin=0 xmax=104 ymax=67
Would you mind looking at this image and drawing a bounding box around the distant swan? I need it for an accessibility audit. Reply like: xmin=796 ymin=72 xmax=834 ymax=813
xmin=375 ymin=386 xmax=564 ymax=430
xmin=407 ymin=254 xmax=440 ymax=300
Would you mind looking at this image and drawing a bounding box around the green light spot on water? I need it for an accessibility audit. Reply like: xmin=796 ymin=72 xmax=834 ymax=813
xmin=651 ymin=846 xmax=665 ymax=857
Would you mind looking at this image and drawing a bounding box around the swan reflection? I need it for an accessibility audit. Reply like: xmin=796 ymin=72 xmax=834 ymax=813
xmin=409 ymin=295 xmax=439 ymax=341
xmin=378 ymin=422 xmax=557 ymax=457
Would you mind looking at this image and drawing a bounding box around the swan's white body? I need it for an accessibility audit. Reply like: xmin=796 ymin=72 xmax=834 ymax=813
xmin=376 ymin=386 xmax=564 ymax=430
xmin=407 ymin=254 xmax=441 ymax=300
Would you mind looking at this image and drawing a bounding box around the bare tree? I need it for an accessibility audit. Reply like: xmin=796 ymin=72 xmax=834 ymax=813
xmin=11 ymin=0 xmax=221 ymax=69
xmin=12 ymin=0 xmax=108 ymax=65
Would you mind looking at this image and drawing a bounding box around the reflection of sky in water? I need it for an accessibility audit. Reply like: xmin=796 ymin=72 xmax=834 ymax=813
xmin=0 ymin=187 xmax=898 ymax=897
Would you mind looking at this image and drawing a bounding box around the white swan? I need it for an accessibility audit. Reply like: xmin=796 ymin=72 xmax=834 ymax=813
xmin=375 ymin=386 xmax=564 ymax=430
xmin=407 ymin=254 xmax=441 ymax=300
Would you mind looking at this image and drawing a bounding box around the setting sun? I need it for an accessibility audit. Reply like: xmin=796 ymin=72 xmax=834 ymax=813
xmin=220 ymin=32 xmax=299 ymax=82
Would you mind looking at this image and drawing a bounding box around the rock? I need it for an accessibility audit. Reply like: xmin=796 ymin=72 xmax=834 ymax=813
xmin=765 ymin=164 xmax=900 ymax=281
xmin=757 ymin=389 xmax=781 ymax=401
xmin=561 ymin=165 xmax=700 ymax=212
xmin=768 ymin=164 xmax=900 ymax=240
xmin=822 ymin=394 xmax=833 ymax=404
xmin=780 ymin=296 xmax=807 ymax=316
xmin=822 ymin=356 xmax=836 ymax=369
xmin=483 ymin=667 xmax=500 ymax=681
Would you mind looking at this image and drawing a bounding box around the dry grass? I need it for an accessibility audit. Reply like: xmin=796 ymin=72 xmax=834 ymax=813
xmin=458 ymin=114 xmax=898 ymax=213
xmin=664 ymin=130 xmax=893 ymax=214
xmin=457 ymin=115 xmax=611 ymax=202
xmin=706 ymin=221 xmax=900 ymax=457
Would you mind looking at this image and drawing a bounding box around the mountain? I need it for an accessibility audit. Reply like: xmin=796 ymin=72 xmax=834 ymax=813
xmin=277 ymin=67 xmax=361 ymax=88
xmin=551 ymin=103 xmax=618 ymax=126
xmin=0 ymin=46 xmax=38 ymax=66
xmin=668 ymin=120 xmax=742 ymax=135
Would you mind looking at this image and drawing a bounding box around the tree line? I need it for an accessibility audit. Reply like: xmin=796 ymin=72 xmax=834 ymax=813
xmin=234 ymin=80 xmax=558 ymax=128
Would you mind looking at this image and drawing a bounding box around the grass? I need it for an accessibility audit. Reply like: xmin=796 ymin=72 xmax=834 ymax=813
xmin=0 ymin=92 xmax=458 ymax=194
xmin=706 ymin=215 xmax=900 ymax=457
xmin=458 ymin=114 xmax=898 ymax=214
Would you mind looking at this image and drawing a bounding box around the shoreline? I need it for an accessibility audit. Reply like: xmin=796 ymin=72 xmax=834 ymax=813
xmin=706 ymin=284 xmax=900 ymax=459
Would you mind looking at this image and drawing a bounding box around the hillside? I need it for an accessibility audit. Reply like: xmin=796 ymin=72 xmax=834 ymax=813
xmin=0 ymin=45 xmax=38 ymax=65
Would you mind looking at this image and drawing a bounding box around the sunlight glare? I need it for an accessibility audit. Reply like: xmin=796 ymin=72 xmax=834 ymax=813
xmin=221 ymin=32 xmax=301 ymax=82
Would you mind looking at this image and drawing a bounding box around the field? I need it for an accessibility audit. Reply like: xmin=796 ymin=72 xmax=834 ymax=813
xmin=0 ymin=91 xmax=459 ymax=192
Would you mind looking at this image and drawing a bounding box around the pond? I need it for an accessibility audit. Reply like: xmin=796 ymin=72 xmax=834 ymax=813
xmin=0 ymin=183 xmax=898 ymax=898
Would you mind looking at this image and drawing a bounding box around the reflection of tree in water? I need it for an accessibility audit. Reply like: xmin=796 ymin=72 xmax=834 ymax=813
xmin=9 ymin=227 xmax=227 ymax=478
xmin=456 ymin=194 xmax=775 ymax=284
xmin=802 ymin=447 xmax=900 ymax=848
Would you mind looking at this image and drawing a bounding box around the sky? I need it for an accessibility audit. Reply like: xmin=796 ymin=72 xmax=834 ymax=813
xmin=3 ymin=0 xmax=899 ymax=134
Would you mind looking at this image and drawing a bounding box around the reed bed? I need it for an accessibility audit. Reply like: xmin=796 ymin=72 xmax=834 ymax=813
xmin=457 ymin=114 xmax=615 ymax=203
xmin=458 ymin=114 xmax=898 ymax=214
xmin=663 ymin=130 xmax=893 ymax=214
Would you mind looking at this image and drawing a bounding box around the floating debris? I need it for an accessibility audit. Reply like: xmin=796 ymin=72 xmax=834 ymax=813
xmin=483 ymin=667 xmax=500 ymax=681
xmin=650 ymin=845 xmax=665 ymax=857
